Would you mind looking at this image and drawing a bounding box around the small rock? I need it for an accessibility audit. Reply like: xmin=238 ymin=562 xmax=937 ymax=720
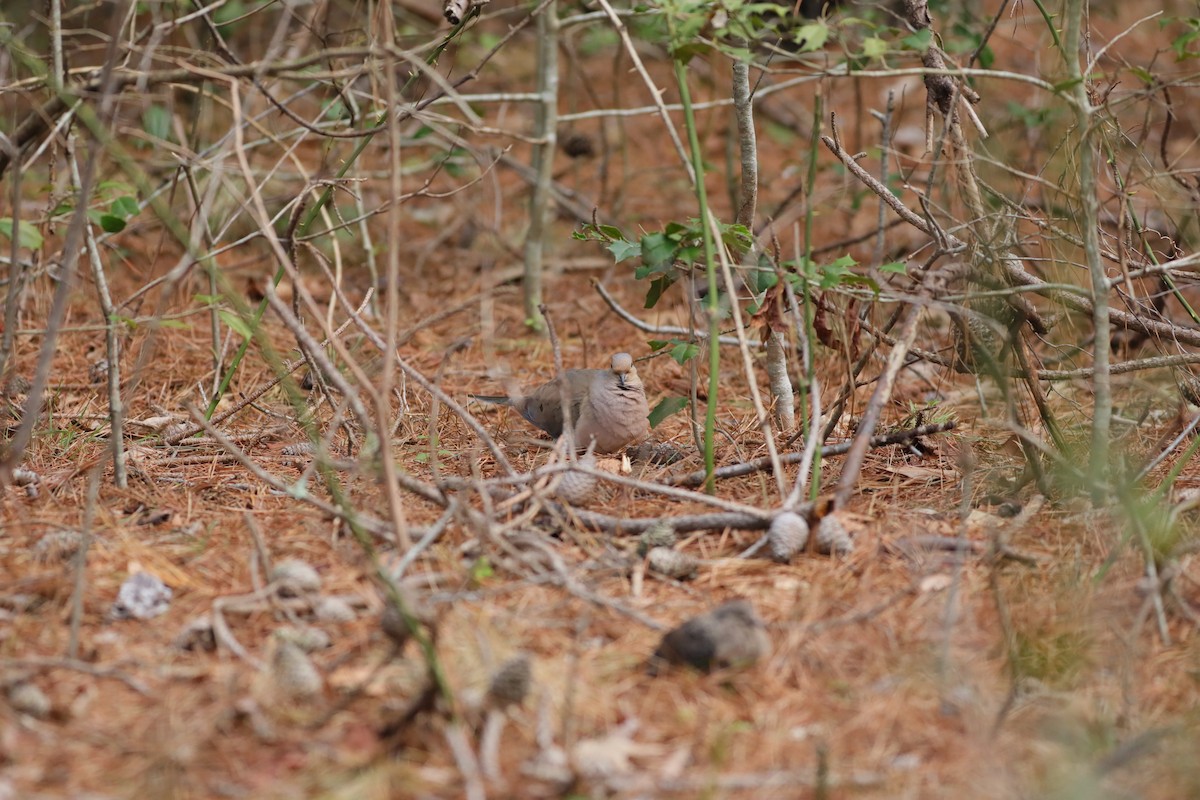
xmin=313 ymin=596 xmax=356 ymax=623
xmin=646 ymin=547 xmax=699 ymax=581
xmin=487 ymin=653 xmax=532 ymax=709
xmin=651 ymin=599 xmax=770 ymax=674
xmin=111 ymin=571 xmax=172 ymax=620
xmin=768 ymin=512 xmax=809 ymax=563
xmin=8 ymin=681 xmax=51 ymax=719
xmin=270 ymin=559 xmax=321 ymax=597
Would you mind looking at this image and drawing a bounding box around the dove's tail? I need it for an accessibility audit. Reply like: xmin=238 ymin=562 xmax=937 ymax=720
xmin=468 ymin=394 xmax=512 ymax=406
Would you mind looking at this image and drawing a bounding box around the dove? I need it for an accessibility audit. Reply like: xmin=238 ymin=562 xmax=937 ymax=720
xmin=472 ymin=352 xmax=649 ymax=453
xmin=648 ymin=599 xmax=770 ymax=675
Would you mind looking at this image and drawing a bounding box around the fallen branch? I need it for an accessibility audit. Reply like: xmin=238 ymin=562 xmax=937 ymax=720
xmin=543 ymin=504 xmax=777 ymax=535
xmin=663 ymin=421 xmax=957 ymax=488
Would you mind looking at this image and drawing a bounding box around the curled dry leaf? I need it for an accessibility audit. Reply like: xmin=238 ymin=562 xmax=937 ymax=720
xmin=571 ymin=719 xmax=652 ymax=780
xmin=920 ymin=574 xmax=953 ymax=593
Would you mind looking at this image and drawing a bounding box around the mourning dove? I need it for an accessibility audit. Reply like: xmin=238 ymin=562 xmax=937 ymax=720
xmin=649 ymin=599 xmax=770 ymax=674
xmin=472 ymin=352 xmax=649 ymax=453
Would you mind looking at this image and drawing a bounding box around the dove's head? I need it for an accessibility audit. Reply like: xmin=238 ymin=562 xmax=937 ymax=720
xmin=609 ymin=352 xmax=641 ymax=391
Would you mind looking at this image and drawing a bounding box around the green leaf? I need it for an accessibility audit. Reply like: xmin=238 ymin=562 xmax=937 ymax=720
xmin=99 ymin=214 xmax=127 ymax=233
xmin=218 ymin=309 xmax=254 ymax=341
xmin=746 ymin=266 xmax=777 ymax=294
xmin=1129 ymin=66 xmax=1154 ymax=85
xmin=608 ymin=239 xmax=641 ymax=263
xmin=676 ymin=243 xmax=702 ymax=264
xmin=1171 ymin=23 xmax=1200 ymax=60
xmin=793 ymin=21 xmax=829 ymax=52
xmin=111 ymin=196 xmax=140 ymax=219
xmin=213 ymin=0 xmax=246 ymax=31
xmin=861 ymin=36 xmax=888 ymax=59
xmin=142 ymin=104 xmax=172 ymax=142
xmin=323 ymin=99 xmax=348 ymax=122
xmin=901 ymin=29 xmax=932 ymax=50
xmin=97 ymin=180 xmax=136 ymax=196
xmin=0 ymin=218 xmax=44 ymax=249
xmin=1052 ymin=77 xmax=1084 ymax=93
xmin=641 ymin=232 xmax=679 ymax=271
xmin=649 ymin=396 xmax=689 ymax=429
xmin=669 ymin=341 xmax=699 ymax=365
xmin=818 ymin=254 xmax=859 ymax=288
xmin=644 ymin=274 xmax=675 ymax=309
xmin=671 ymin=42 xmax=711 ymax=64
xmin=880 ymin=261 xmax=907 ymax=274
xmin=469 ymin=556 xmax=494 ymax=582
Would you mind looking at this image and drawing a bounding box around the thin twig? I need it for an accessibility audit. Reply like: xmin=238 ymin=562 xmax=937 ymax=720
xmin=593 ymin=282 xmax=756 ymax=347
xmin=3 ymin=657 xmax=153 ymax=697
